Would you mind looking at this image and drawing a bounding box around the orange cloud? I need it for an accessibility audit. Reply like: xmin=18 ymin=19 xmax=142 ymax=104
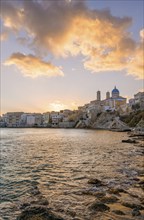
xmin=140 ymin=29 xmax=144 ymax=39
xmin=0 ymin=31 xmax=8 ymax=41
xmin=1 ymin=0 xmax=143 ymax=79
xmin=4 ymin=53 xmax=64 ymax=78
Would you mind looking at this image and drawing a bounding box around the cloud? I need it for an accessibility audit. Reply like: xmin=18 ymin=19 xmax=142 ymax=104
xmin=125 ymin=28 xmax=144 ymax=79
xmin=0 ymin=31 xmax=9 ymax=41
xmin=48 ymin=99 xmax=79 ymax=111
xmin=49 ymin=101 xmax=68 ymax=112
xmin=4 ymin=53 xmax=64 ymax=78
xmin=140 ymin=29 xmax=144 ymax=39
xmin=126 ymin=42 xmax=144 ymax=79
xmin=0 ymin=1 xmax=23 ymax=31
xmin=1 ymin=0 xmax=143 ymax=79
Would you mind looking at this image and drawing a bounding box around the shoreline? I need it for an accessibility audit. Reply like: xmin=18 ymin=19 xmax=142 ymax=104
xmin=0 ymin=126 xmax=132 ymax=131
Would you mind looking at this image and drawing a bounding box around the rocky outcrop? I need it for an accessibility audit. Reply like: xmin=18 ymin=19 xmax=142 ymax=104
xmin=92 ymin=112 xmax=115 ymax=129
xmin=91 ymin=112 xmax=131 ymax=131
xmin=120 ymin=110 xmax=144 ymax=128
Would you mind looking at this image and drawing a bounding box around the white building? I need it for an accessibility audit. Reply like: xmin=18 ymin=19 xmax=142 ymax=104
xmin=134 ymin=92 xmax=144 ymax=104
xmin=129 ymin=92 xmax=144 ymax=110
xmin=26 ymin=115 xmax=35 ymax=126
xmin=21 ymin=113 xmax=43 ymax=126
xmin=43 ymin=112 xmax=50 ymax=126
xmin=50 ymin=112 xmax=63 ymax=127
xmin=3 ymin=112 xmax=24 ymax=127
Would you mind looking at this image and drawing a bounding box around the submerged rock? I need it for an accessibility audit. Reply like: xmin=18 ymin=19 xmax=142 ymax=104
xmin=94 ymin=192 xmax=106 ymax=198
xmin=100 ymin=195 xmax=119 ymax=204
xmin=138 ymin=179 xmax=144 ymax=185
xmin=20 ymin=203 xmax=30 ymax=210
xmin=108 ymin=187 xmax=126 ymax=195
xmin=17 ymin=206 xmax=64 ymax=220
xmin=38 ymin=198 xmax=49 ymax=206
xmin=121 ymin=202 xmax=144 ymax=210
xmin=132 ymin=208 xmax=141 ymax=216
xmin=112 ymin=210 xmax=125 ymax=215
xmin=30 ymin=198 xmax=49 ymax=206
xmin=122 ymin=139 xmax=138 ymax=143
xmin=89 ymin=201 xmax=110 ymax=212
xmin=31 ymin=189 xmax=41 ymax=196
xmin=88 ymin=178 xmax=104 ymax=186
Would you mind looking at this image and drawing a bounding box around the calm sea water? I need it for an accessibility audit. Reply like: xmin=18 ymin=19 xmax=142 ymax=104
xmin=0 ymin=128 xmax=143 ymax=220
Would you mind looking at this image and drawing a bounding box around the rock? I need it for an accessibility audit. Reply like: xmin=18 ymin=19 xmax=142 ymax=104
xmin=112 ymin=210 xmax=125 ymax=215
xmin=122 ymin=139 xmax=138 ymax=143
xmin=108 ymin=188 xmax=120 ymax=195
xmin=132 ymin=177 xmax=140 ymax=181
xmin=100 ymin=195 xmax=119 ymax=204
xmin=20 ymin=203 xmax=30 ymax=210
xmin=31 ymin=189 xmax=41 ymax=196
xmin=88 ymin=178 xmax=104 ymax=186
xmin=121 ymin=202 xmax=144 ymax=210
xmin=66 ymin=209 xmax=76 ymax=217
xmin=89 ymin=201 xmax=110 ymax=212
xmin=140 ymin=198 xmax=144 ymax=205
xmin=108 ymin=187 xmax=126 ymax=195
xmin=31 ymin=198 xmax=49 ymax=206
xmin=94 ymin=192 xmax=106 ymax=198
xmin=132 ymin=208 xmax=141 ymax=216
xmin=138 ymin=179 xmax=144 ymax=185
xmin=17 ymin=206 xmax=64 ymax=220
xmin=38 ymin=198 xmax=49 ymax=206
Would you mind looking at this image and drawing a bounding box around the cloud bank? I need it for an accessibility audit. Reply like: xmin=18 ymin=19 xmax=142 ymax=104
xmin=5 ymin=53 xmax=64 ymax=78
xmin=1 ymin=0 xmax=143 ymax=79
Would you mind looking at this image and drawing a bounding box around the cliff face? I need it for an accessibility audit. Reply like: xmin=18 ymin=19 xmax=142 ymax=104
xmin=75 ymin=110 xmax=144 ymax=130
xmin=92 ymin=112 xmax=115 ymax=129
xmin=120 ymin=110 xmax=144 ymax=128
xmin=91 ymin=112 xmax=130 ymax=130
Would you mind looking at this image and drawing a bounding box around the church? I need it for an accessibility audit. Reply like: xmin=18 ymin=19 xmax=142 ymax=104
xmin=97 ymin=86 xmax=127 ymax=110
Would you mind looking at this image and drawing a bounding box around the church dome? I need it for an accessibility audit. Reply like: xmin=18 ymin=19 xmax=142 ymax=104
xmin=112 ymin=86 xmax=119 ymax=98
xmin=112 ymin=86 xmax=119 ymax=94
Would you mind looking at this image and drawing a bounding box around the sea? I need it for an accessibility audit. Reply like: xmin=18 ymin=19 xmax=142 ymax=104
xmin=0 ymin=128 xmax=143 ymax=220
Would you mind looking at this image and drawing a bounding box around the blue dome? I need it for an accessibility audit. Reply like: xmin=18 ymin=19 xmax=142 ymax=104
xmin=112 ymin=86 xmax=119 ymax=93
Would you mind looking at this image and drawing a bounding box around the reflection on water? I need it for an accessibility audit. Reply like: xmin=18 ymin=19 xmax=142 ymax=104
xmin=0 ymin=128 xmax=143 ymax=219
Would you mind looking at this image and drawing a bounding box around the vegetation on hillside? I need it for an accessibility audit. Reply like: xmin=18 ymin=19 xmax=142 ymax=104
xmin=120 ymin=110 xmax=144 ymax=127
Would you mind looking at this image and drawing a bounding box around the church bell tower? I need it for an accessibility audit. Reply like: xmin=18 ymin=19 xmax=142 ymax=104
xmin=97 ymin=90 xmax=101 ymax=101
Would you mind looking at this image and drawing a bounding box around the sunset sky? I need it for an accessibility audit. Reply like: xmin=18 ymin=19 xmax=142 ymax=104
xmin=1 ymin=0 xmax=144 ymax=114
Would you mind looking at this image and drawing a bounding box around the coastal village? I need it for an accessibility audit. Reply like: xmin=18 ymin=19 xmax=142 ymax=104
xmin=1 ymin=87 xmax=144 ymax=131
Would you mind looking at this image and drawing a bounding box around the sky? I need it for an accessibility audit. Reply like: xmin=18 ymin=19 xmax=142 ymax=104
xmin=0 ymin=0 xmax=144 ymax=114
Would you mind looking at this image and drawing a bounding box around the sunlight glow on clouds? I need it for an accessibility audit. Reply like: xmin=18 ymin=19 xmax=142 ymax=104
xmin=49 ymin=101 xmax=68 ymax=112
xmin=0 ymin=30 xmax=9 ymax=41
xmin=48 ymin=100 xmax=78 ymax=112
xmin=1 ymin=0 xmax=144 ymax=79
xmin=4 ymin=53 xmax=64 ymax=78
xmin=140 ymin=29 xmax=144 ymax=40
